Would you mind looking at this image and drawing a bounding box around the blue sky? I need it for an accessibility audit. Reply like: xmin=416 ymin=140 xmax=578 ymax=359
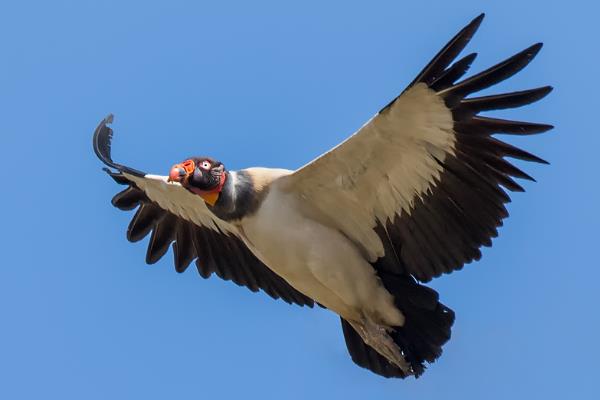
xmin=1 ymin=1 xmax=598 ymax=399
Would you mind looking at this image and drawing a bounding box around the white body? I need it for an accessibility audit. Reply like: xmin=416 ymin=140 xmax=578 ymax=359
xmin=239 ymin=178 xmax=404 ymax=327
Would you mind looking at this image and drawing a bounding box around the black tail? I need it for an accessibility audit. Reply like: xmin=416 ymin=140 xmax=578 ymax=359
xmin=341 ymin=271 xmax=455 ymax=378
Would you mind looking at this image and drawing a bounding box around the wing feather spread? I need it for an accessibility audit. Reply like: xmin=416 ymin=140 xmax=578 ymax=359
xmin=94 ymin=117 xmax=314 ymax=307
xmin=281 ymin=14 xmax=552 ymax=282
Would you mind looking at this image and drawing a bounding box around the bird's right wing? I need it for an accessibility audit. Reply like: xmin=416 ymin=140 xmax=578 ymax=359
xmin=280 ymin=14 xmax=552 ymax=282
xmin=93 ymin=115 xmax=314 ymax=307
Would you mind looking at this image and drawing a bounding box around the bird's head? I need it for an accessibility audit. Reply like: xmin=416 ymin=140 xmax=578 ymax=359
xmin=168 ymin=156 xmax=227 ymax=205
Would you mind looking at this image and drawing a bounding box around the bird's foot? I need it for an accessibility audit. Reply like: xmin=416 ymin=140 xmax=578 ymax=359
xmin=349 ymin=318 xmax=413 ymax=375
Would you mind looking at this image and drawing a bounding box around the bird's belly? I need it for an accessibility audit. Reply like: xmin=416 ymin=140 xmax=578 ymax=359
xmin=239 ymin=188 xmax=403 ymax=325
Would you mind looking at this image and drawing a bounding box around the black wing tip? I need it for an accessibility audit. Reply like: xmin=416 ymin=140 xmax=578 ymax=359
xmin=471 ymin=13 xmax=485 ymax=28
xmin=463 ymin=52 xmax=478 ymax=63
xmin=93 ymin=113 xmax=117 ymax=169
xmin=462 ymin=13 xmax=485 ymax=37
xmin=459 ymin=14 xmax=485 ymax=42
xmin=93 ymin=114 xmax=146 ymax=178
xmin=525 ymin=42 xmax=543 ymax=60
xmin=453 ymin=52 xmax=479 ymax=72
xmin=515 ymin=121 xmax=554 ymax=135
xmin=524 ymin=85 xmax=553 ymax=101
xmin=531 ymin=42 xmax=543 ymax=51
xmin=460 ymin=13 xmax=485 ymax=43
xmin=537 ymin=85 xmax=554 ymax=99
xmin=517 ymin=43 xmax=543 ymax=65
xmin=408 ymin=13 xmax=485 ymax=89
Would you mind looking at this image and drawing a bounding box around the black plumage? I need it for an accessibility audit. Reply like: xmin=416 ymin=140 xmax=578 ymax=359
xmin=173 ymin=221 xmax=195 ymax=273
xmin=342 ymin=272 xmax=455 ymax=378
xmin=460 ymin=86 xmax=552 ymax=113
xmin=439 ymin=43 xmax=543 ymax=100
xmin=146 ymin=213 xmax=177 ymax=264
xmin=372 ymin=13 xmax=552 ymax=283
xmin=456 ymin=116 xmax=553 ymax=135
xmin=430 ymin=52 xmax=478 ymax=92
xmin=409 ymin=13 xmax=484 ymax=88
xmin=100 ymin=161 xmax=314 ymax=307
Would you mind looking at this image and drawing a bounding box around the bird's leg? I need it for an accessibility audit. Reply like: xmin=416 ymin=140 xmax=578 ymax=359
xmin=349 ymin=318 xmax=413 ymax=376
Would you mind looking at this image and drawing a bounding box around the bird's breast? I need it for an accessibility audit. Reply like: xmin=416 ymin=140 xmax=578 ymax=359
xmin=238 ymin=188 xmax=312 ymax=281
xmin=237 ymin=187 xmax=403 ymax=325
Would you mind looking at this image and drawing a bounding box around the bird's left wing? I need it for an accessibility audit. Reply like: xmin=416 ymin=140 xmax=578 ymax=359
xmin=93 ymin=115 xmax=314 ymax=307
xmin=279 ymin=14 xmax=552 ymax=282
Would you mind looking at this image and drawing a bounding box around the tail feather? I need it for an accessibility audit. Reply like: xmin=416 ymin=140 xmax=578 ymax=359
xmin=386 ymin=272 xmax=455 ymax=360
xmin=341 ymin=271 xmax=455 ymax=378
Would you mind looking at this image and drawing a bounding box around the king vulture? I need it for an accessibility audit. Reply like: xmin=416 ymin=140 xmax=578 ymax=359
xmin=93 ymin=14 xmax=552 ymax=378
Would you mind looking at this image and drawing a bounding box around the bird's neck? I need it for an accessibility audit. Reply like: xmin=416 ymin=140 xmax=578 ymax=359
xmin=209 ymin=170 xmax=264 ymax=222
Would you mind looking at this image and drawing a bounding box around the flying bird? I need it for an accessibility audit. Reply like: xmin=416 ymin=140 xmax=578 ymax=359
xmin=93 ymin=13 xmax=552 ymax=378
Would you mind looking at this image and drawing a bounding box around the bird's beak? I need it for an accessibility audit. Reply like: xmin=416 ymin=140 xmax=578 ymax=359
xmin=168 ymin=166 xmax=187 ymax=182
xmin=168 ymin=160 xmax=196 ymax=183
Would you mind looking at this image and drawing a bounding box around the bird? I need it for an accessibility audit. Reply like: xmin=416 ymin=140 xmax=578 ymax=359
xmin=93 ymin=13 xmax=552 ymax=378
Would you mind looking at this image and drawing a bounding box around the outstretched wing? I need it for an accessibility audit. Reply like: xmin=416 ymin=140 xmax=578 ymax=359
xmin=94 ymin=115 xmax=314 ymax=307
xmin=280 ymin=14 xmax=552 ymax=282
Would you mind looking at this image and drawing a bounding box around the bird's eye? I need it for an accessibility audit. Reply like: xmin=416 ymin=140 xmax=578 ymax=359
xmin=201 ymin=161 xmax=211 ymax=170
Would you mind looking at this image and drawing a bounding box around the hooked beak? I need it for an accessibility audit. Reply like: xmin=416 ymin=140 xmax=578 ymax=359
xmin=168 ymin=166 xmax=187 ymax=182
xmin=168 ymin=159 xmax=197 ymax=183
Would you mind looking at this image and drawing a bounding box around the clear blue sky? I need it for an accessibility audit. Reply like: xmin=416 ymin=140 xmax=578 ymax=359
xmin=1 ymin=1 xmax=597 ymax=399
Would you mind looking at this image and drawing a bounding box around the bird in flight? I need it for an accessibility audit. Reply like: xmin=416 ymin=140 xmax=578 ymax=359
xmin=93 ymin=14 xmax=552 ymax=378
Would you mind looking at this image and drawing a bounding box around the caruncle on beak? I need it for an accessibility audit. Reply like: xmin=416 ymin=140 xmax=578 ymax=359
xmin=168 ymin=166 xmax=187 ymax=182
xmin=168 ymin=159 xmax=197 ymax=183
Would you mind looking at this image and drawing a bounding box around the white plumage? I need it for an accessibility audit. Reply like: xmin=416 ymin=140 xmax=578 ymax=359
xmin=280 ymin=83 xmax=455 ymax=261
xmin=241 ymin=181 xmax=405 ymax=326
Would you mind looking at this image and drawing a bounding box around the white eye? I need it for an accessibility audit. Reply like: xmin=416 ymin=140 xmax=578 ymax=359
xmin=201 ymin=161 xmax=211 ymax=170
